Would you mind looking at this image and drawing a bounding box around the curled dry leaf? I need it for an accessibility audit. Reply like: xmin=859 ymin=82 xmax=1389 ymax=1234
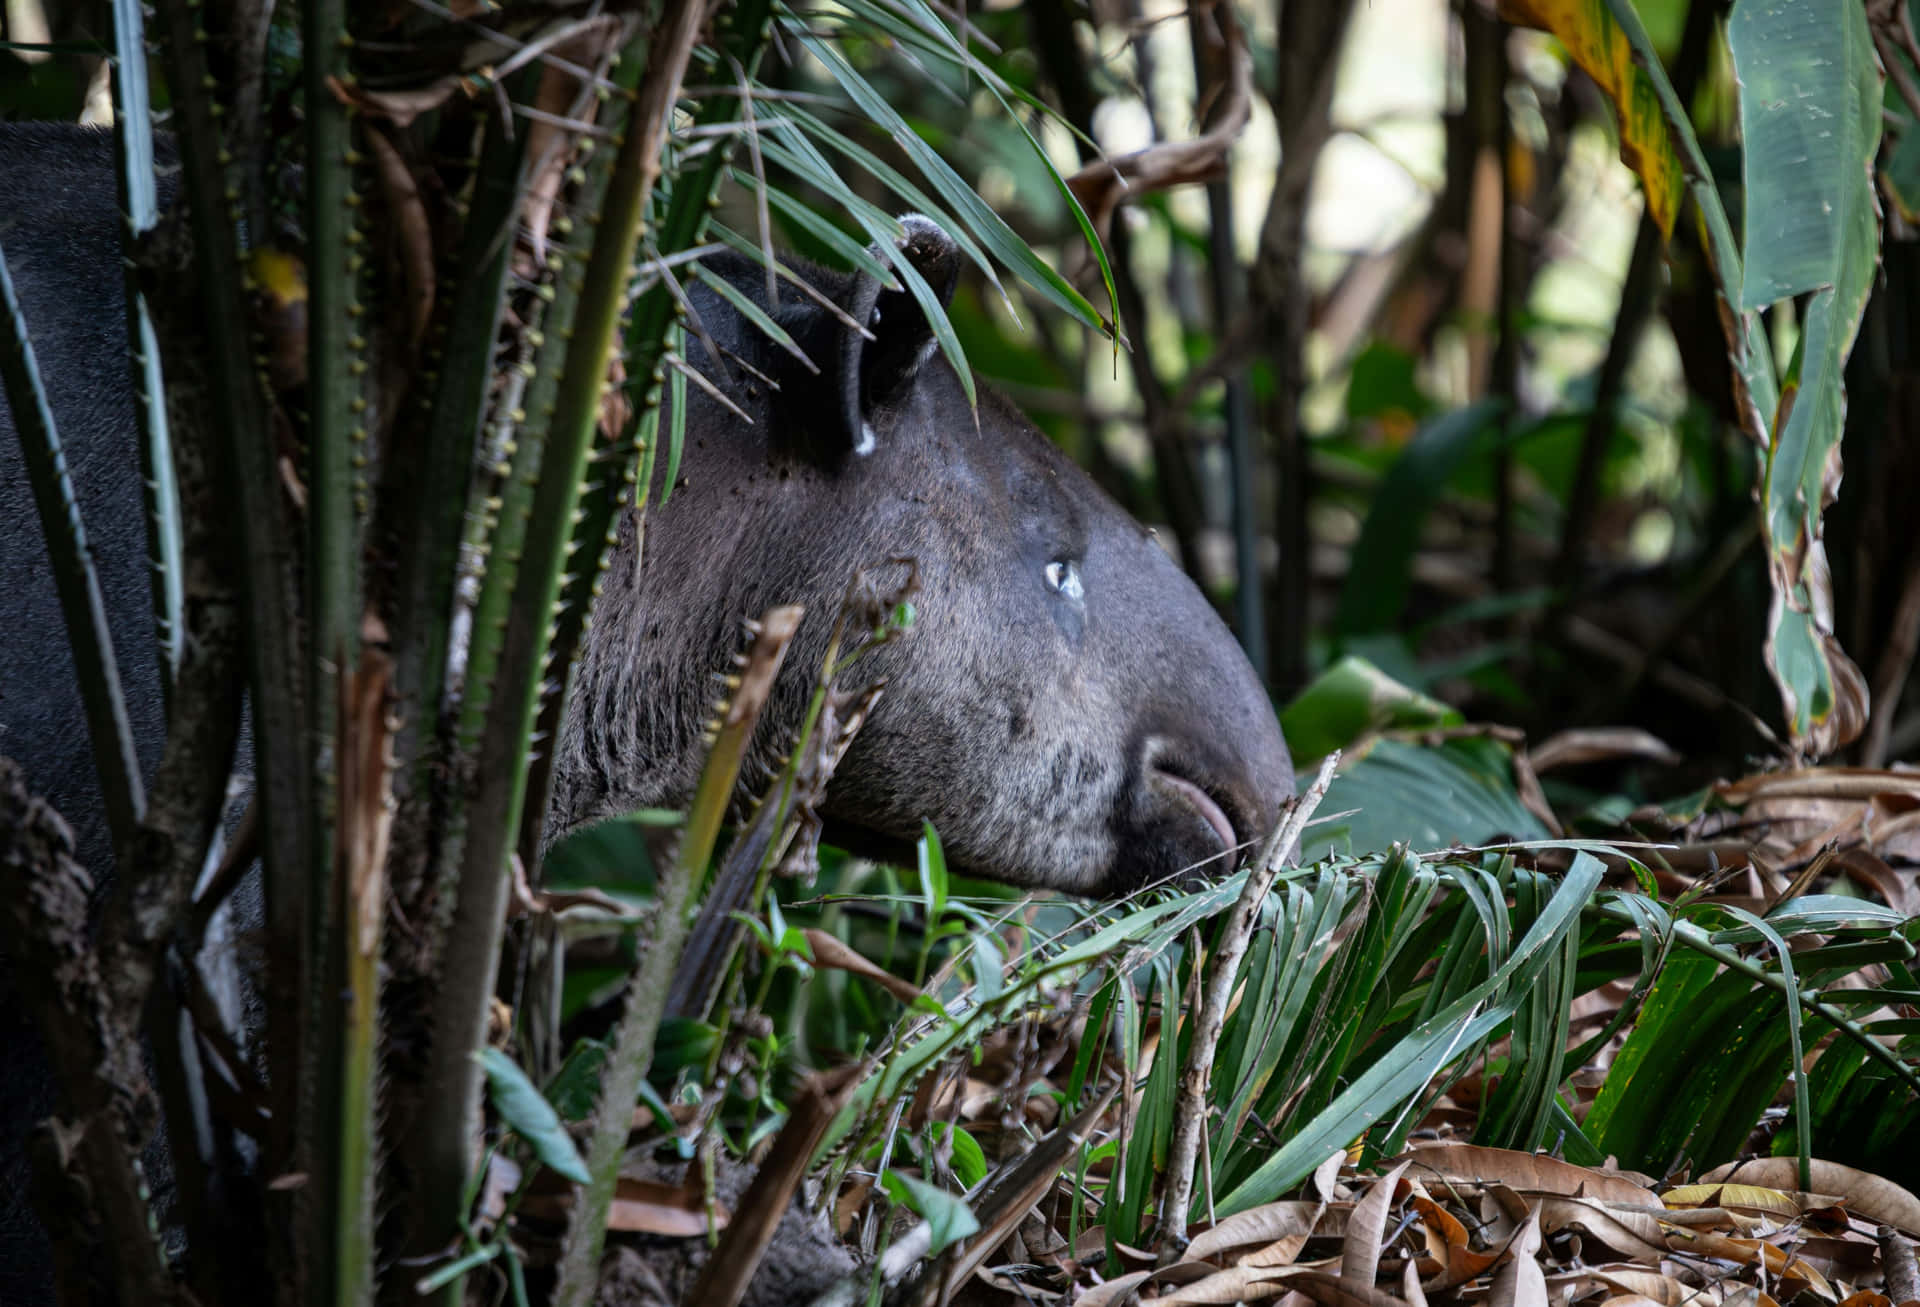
xmin=799 ymin=927 xmax=924 ymax=1005
xmin=1527 ymin=727 xmax=1682 ymax=773
xmin=606 ymin=1177 xmax=729 ymax=1238
xmin=1340 ymin=1159 xmax=1410 ymax=1289
xmin=1487 ymin=1208 xmax=1546 ymax=1307
xmin=1411 ymin=1190 xmax=1499 ymax=1285
xmin=1701 ymin=1160 xmax=1920 ymax=1237
xmin=1404 ymin=1144 xmax=1661 ymax=1208
xmin=1186 ymin=1201 xmax=1325 ymax=1265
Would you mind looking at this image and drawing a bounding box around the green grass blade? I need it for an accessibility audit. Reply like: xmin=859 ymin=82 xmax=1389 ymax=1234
xmin=1217 ymin=852 xmax=1604 ymax=1214
xmin=0 ymin=243 xmax=147 ymax=850
xmin=790 ymin=25 xmax=1113 ymax=339
xmin=108 ymin=0 xmax=183 ymax=703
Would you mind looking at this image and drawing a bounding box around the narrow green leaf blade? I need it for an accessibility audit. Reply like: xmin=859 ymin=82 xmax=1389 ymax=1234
xmin=479 ymin=1048 xmax=592 ymax=1185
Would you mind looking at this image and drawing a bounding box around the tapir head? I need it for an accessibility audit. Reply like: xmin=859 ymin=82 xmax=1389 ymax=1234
xmin=555 ymin=217 xmax=1293 ymax=895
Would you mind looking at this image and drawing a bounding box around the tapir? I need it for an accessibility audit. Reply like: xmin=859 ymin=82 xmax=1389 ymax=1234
xmin=0 ymin=122 xmax=1291 ymax=1301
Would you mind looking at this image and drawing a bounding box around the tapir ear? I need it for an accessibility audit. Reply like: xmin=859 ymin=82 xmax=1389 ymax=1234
xmin=838 ymin=214 xmax=961 ymax=454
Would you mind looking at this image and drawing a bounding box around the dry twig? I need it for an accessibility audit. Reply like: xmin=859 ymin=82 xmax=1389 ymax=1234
xmin=1062 ymin=1 xmax=1251 ymax=237
xmin=1156 ymin=752 xmax=1340 ymax=1253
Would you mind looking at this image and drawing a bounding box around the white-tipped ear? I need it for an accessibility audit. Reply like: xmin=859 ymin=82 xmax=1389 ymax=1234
xmin=836 ymin=215 xmax=962 ymax=453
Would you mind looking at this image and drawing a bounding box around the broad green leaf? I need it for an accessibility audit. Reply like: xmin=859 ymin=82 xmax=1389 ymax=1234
xmin=1733 ymin=0 xmax=1882 ymax=313
xmin=1304 ymin=737 xmax=1548 ymax=862
xmin=542 ymin=812 xmax=667 ymax=894
xmin=928 ymin=1122 xmax=988 ymax=1189
xmin=1584 ymin=947 xmax=1714 ymax=1151
xmin=1281 ymin=656 xmax=1460 ymax=763
xmin=1732 ymin=0 xmax=1880 ymax=754
xmin=1499 ymin=0 xmax=1684 ymax=235
xmin=544 ymin=1039 xmax=609 ymax=1121
xmin=882 ymin=1173 xmax=979 ymax=1255
xmin=478 ymin=1048 xmax=592 ymax=1185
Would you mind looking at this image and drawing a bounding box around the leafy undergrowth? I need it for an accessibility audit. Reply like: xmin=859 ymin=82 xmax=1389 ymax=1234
xmin=503 ymin=657 xmax=1920 ymax=1306
xmin=752 ymin=816 xmax=1920 ymax=1305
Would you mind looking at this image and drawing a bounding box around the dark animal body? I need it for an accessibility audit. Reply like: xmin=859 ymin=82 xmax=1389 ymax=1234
xmin=0 ymin=123 xmax=1291 ymax=1302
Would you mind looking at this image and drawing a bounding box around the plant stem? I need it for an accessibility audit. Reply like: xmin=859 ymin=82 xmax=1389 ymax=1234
xmin=553 ymin=607 xmax=801 ymax=1305
xmin=1156 ymin=753 xmax=1338 ymax=1253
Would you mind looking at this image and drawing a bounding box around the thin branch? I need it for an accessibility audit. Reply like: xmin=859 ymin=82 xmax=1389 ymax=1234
xmin=1156 ymin=752 xmax=1339 ymax=1253
xmin=491 ymin=14 xmax=622 ymax=82
xmin=1063 ymin=1 xmax=1251 ymax=238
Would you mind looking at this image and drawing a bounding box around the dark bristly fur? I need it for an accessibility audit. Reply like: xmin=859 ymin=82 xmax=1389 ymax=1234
xmin=0 ymin=124 xmax=1291 ymax=1303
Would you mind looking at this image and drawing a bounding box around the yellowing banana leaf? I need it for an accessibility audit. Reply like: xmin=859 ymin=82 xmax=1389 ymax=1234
xmin=1498 ymin=0 xmax=1683 ymax=236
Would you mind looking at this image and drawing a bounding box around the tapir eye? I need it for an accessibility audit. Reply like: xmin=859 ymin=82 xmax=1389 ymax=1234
xmin=1044 ymin=559 xmax=1084 ymax=602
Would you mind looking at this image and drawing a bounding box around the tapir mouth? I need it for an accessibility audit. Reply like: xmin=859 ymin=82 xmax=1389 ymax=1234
xmin=1149 ymin=765 xmax=1240 ymax=863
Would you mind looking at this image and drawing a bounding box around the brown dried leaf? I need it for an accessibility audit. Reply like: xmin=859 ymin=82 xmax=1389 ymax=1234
xmin=1288 ymin=1269 xmax=1415 ymax=1307
xmin=1073 ymin=1270 xmax=1156 ymax=1307
xmin=1187 ymin=1201 xmax=1323 ymax=1265
xmin=1404 ymin=1144 xmax=1660 ymax=1207
xmin=801 ymin=928 xmax=922 ymax=1005
xmin=339 ymin=627 xmax=394 ymax=956
xmin=606 ymin=1177 xmax=727 ymax=1237
xmin=362 ymin=125 xmax=435 ymax=351
xmin=1537 ymin=1198 xmax=1669 ymax=1261
xmin=1528 ymin=728 xmax=1682 ymax=772
xmin=1149 ymin=1266 xmax=1299 ymax=1303
xmin=1544 ymin=1266 xmax=1700 ymax=1306
xmin=1663 ymin=1230 xmax=1836 ymax=1299
xmin=1833 ymin=1294 xmax=1893 ymax=1307
xmin=1487 ymin=1207 xmax=1546 ymax=1307
xmin=1411 ymin=1193 xmax=1498 ymax=1283
xmin=1342 ymin=1161 xmax=1411 ymax=1288
xmin=1701 ymin=1160 xmax=1920 ymax=1237
xmin=1663 ymin=1184 xmax=1808 ymax=1221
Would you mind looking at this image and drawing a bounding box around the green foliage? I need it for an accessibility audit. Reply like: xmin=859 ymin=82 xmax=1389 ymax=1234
xmin=478 ymin=1048 xmax=592 ymax=1185
xmin=882 ymin=1173 xmax=980 ymax=1256
xmin=15 ymin=0 xmax=1920 ymax=1300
